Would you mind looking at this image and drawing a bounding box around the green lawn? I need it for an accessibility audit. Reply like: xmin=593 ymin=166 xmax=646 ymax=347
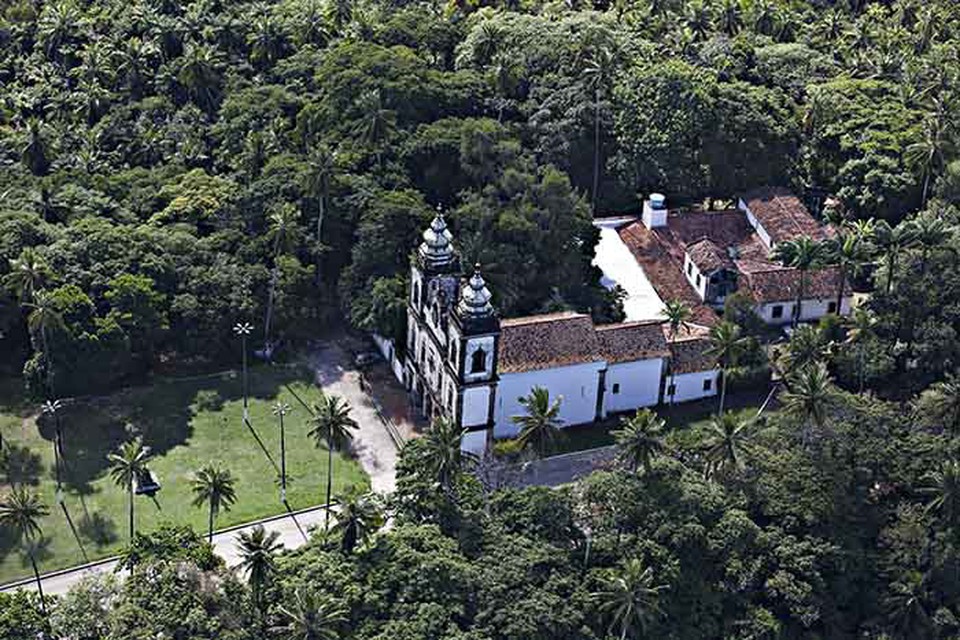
xmin=0 ymin=366 xmax=368 ymax=584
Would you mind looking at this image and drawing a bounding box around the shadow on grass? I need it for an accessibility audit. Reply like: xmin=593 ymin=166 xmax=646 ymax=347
xmin=29 ymin=365 xmax=315 ymax=494
xmin=78 ymin=512 xmax=119 ymax=548
xmin=0 ymin=444 xmax=44 ymax=487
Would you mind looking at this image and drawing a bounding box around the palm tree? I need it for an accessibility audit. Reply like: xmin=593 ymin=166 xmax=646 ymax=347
xmin=823 ymin=230 xmax=867 ymax=314
xmin=237 ymin=524 xmax=282 ymax=616
xmin=273 ymin=589 xmax=347 ymax=640
xmin=3 ymin=248 xmax=52 ymax=303
xmin=177 ymin=43 xmax=222 ymax=114
xmin=421 ymin=417 xmax=475 ymax=492
xmin=106 ymin=439 xmax=151 ymax=541
xmin=661 ymin=299 xmax=691 ymax=404
xmin=263 ymin=203 xmax=299 ymax=352
xmin=705 ymin=321 xmax=746 ymax=415
xmin=912 ymin=212 xmax=953 ymax=276
xmin=915 ymin=375 xmax=960 ymax=434
xmin=920 ymin=459 xmax=960 ymax=528
xmin=905 ymin=106 xmax=950 ymax=207
xmin=26 ymin=291 xmax=65 ymax=398
xmin=191 ymin=464 xmax=238 ymax=542
xmin=701 ymin=412 xmax=757 ymax=479
xmin=0 ymin=487 xmax=50 ymax=615
xmin=885 ymin=571 xmax=932 ymax=638
xmin=780 ymin=324 xmax=831 ymax=376
xmin=302 ymin=145 xmax=336 ymax=285
xmin=581 ymin=46 xmax=612 ymax=214
xmin=772 ymin=236 xmax=826 ymax=327
xmin=845 ymin=307 xmax=875 ymax=393
xmin=307 ymin=394 xmax=358 ymax=530
xmin=780 ymin=363 xmax=836 ymax=443
xmin=718 ymin=0 xmax=743 ymax=36
xmin=871 ymin=219 xmax=917 ymax=294
xmin=611 ymin=409 xmax=665 ymax=474
xmin=595 ymin=558 xmax=666 ymax=640
xmin=512 ymin=386 xmax=564 ymax=458
xmin=352 ymin=88 xmax=395 ymax=167
xmin=684 ymin=0 xmax=712 ymax=41
xmin=333 ymin=488 xmax=384 ymax=554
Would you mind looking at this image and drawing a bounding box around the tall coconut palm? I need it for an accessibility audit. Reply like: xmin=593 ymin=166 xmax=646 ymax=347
xmin=661 ymin=299 xmax=691 ymax=404
xmin=4 ymin=248 xmax=52 ymax=303
xmin=915 ymin=375 xmax=960 ymax=434
xmin=512 ymin=386 xmax=564 ymax=458
xmin=920 ymin=459 xmax=960 ymax=528
xmin=772 ymin=236 xmax=826 ymax=327
xmin=273 ymin=589 xmax=347 ymax=640
xmin=106 ymin=439 xmax=151 ymax=541
xmin=912 ymin=212 xmax=953 ymax=276
xmin=421 ymin=417 xmax=475 ymax=493
xmin=263 ymin=203 xmax=299 ymax=353
xmin=177 ymin=43 xmax=222 ymax=114
xmin=718 ymin=0 xmax=743 ymax=36
xmin=611 ymin=409 xmax=665 ymax=474
xmin=781 ymin=324 xmax=831 ymax=376
xmin=823 ymin=230 xmax=867 ymax=314
xmin=333 ymin=488 xmax=384 ymax=554
xmin=581 ymin=46 xmax=612 ymax=214
xmin=905 ymin=107 xmax=949 ymax=207
xmin=236 ymin=524 xmax=282 ymax=616
xmin=701 ymin=412 xmax=757 ymax=479
xmin=595 ymin=558 xmax=666 ymax=640
xmin=26 ymin=291 xmax=65 ymax=398
xmin=780 ymin=363 xmax=836 ymax=443
xmin=705 ymin=320 xmax=746 ymax=415
xmin=191 ymin=464 xmax=238 ymax=542
xmin=307 ymin=394 xmax=358 ymax=531
xmin=302 ymin=145 xmax=336 ymax=285
xmin=352 ymin=88 xmax=395 ymax=167
xmin=0 ymin=487 xmax=50 ymax=615
xmin=871 ymin=219 xmax=918 ymax=294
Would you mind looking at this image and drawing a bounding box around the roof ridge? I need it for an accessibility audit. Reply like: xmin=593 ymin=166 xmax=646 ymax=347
xmin=596 ymin=319 xmax=666 ymax=331
xmin=500 ymin=311 xmax=588 ymax=327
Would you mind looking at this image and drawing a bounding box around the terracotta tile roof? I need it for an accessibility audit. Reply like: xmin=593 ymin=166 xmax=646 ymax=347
xmin=617 ymin=221 xmax=719 ymax=327
xmin=739 ymin=187 xmax=831 ymax=244
xmin=662 ymin=323 xmax=716 ymax=374
xmin=498 ymin=312 xmax=601 ymax=373
xmin=686 ymin=238 xmax=731 ymax=272
xmin=596 ymin=321 xmax=670 ymax=364
xmin=738 ymin=266 xmax=845 ymax=304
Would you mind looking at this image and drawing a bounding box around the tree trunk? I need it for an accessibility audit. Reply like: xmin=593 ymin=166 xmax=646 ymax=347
xmin=208 ymin=502 xmax=214 ymax=543
xmin=40 ymin=324 xmax=53 ymax=399
xmin=128 ymin=486 xmax=134 ymax=541
xmin=592 ymin=86 xmax=601 ymax=214
xmin=718 ymin=367 xmax=727 ymax=415
xmin=886 ymin=249 xmax=896 ymax=295
xmin=315 ymin=190 xmax=326 ymax=286
xmin=835 ymin=263 xmax=846 ymax=315
xmin=263 ymin=266 xmax=278 ymax=353
xmin=324 ymin=440 xmax=334 ymax=531
xmin=28 ymin=547 xmax=47 ymax=617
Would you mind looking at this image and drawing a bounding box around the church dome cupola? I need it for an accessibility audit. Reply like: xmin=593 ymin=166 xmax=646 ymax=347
xmin=418 ymin=207 xmax=456 ymax=273
xmin=457 ymin=263 xmax=494 ymax=319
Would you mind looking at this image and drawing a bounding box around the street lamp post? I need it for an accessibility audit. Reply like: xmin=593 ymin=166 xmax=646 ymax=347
xmin=234 ymin=322 xmax=253 ymax=422
xmin=272 ymin=402 xmax=290 ymax=503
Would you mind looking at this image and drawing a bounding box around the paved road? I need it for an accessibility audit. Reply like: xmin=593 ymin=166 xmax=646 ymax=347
xmin=305 ymin=342 xmax=399 ymax=493
xmin=0 ymin=504 xmax=332 ymax=596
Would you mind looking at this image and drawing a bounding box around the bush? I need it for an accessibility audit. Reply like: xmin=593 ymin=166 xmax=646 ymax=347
xmin=193 ymin=389 xmax=224 ymax=412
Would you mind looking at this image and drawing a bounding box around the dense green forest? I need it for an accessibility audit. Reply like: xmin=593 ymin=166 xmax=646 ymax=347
xmin=3 ymin=0 xmax=960 ymax=397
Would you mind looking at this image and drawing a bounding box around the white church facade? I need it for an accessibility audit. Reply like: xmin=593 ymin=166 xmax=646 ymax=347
xmin=402 ymin=212 xmax=719 ymax=452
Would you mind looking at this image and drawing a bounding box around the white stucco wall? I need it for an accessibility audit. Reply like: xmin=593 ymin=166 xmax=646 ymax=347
xmin=738 ymin=198 xmax=773 ymax=249
xmin=371 ymin=334 xmax=404 ymax=383
xmin=666 ymin=369 xmax=719 ymax=403
xmin=493 ymin=362 xmax=605 ymax=437
xmin=602 ymin=358 xmax=664 ymax=416
xmin=682 ymin=253 xmax=708 ymax=300
xmin=462 ymin=429 xmax=487 ymax=454
xmin=755 ymin=296 xmax=852 ymax=325
xmin=461 ymin=385 xmax=491 ymax=428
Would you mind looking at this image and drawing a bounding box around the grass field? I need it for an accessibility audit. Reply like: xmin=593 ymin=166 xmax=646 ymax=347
xmin=0 ymin=366 xmax=368 ymax=584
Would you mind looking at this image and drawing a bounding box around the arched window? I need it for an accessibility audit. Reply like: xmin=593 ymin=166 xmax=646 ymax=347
xmin=470 ymin=347 xmax=486 ymax=374
xmin=413 ymin=281 xmax=420 ymax=307
xmin=432 ymin=301 xmax=441 ymax=326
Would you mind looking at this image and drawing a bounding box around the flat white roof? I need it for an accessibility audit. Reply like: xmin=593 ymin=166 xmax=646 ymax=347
xmin=592 ymin=218 xmax=665 ymax=322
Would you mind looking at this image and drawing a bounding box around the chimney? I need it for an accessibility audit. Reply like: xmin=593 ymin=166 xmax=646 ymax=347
xmin=642 ymin=193 xmax=668 ymax=229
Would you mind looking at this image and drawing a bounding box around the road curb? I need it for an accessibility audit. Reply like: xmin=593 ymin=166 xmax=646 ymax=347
xmin=0 ymin=502 xmax=334 ymax=592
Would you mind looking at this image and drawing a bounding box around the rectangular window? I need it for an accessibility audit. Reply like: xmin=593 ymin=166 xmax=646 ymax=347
xmin=612 ymin=383 xmax=620 ymax=394
xmin=771 ymin=305 xmax=783 ymax=319
xmin=828 ymin=301 xmax=837 ymax=314
xmin=687 ymin=262 xmax=693 ymax=276
xmin=667 ymin=384 xmax=676 ymax=396
xmin=703 ymin=379 xmax=712 ymax=391
xmin=695 ymin=274 xmax=701 ymax=287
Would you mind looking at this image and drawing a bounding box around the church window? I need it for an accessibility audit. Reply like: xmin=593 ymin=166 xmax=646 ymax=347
xmin=686 ymin=262 xmax=693 ymax=276
xmin=413 ymin=282 xmax=420 ymax=306
xmin=470 ymin=347 xmax=486 ymax=374
xmin=432 ymin=301 xmax=440 ymax=326
xmin=696 ymin=274 xmax=702 ymax=287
